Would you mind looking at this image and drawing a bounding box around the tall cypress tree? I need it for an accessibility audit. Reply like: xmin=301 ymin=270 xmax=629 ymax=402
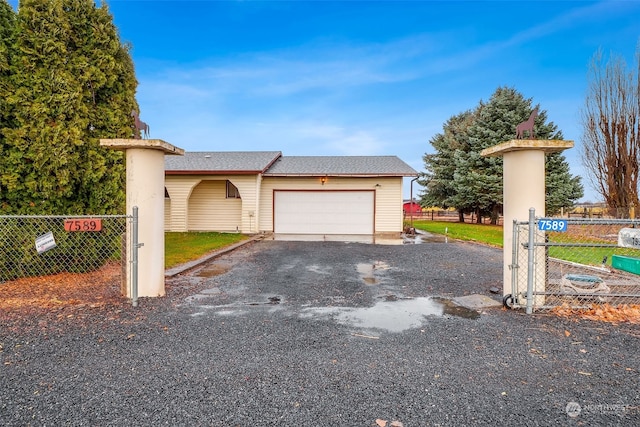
xmin=0 ymin=0 xmax=17 ymax=208
xmin=1 ymin=0 xmax=137 ymax=214
xmin=0 ymin=0 xmax=16 ymax=127
xmin=64 ymin=0 xmax=138 ymax=213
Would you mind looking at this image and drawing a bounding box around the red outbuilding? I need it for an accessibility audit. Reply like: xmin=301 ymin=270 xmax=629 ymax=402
xmin=403 ymin=200 xmax=422 ymax=216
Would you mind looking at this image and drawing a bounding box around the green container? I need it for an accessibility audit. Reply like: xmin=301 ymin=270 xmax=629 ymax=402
xmin=611 ymin=254 xmax=640 ymax=275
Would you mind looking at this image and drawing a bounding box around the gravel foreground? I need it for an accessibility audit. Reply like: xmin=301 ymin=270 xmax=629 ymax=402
xmin=1 ymin=239 xmax=639 ymax=426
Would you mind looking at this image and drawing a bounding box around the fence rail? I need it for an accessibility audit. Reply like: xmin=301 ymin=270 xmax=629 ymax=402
xmin=406 ymin=210 xmax=504 ymax=225
xmin=508 ymin=210 xmax=640 ymax=313
xmin=0 ymin=212 xmax=137 ymax=305
xmin=411 ymin=205 xmax=635 ymax=225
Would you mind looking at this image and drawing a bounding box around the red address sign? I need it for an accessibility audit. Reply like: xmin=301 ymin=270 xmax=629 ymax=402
xmin=64 ymin=219 xmax=103 ymax=232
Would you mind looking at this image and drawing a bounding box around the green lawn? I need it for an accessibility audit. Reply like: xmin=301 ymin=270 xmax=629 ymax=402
xmin=412 ymin=220 xmax=640 ymax=269
xmin=413 ymin=220 xmax=504 ymax=247
xmin=546 ymin=232 xmax=640 ymax=268
xmin=165 ymin=232 xmax=249 ymax=268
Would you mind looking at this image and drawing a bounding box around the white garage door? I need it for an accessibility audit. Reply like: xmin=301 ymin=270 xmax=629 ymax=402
xmin=274 ymin=191 xmax=374 ymax=235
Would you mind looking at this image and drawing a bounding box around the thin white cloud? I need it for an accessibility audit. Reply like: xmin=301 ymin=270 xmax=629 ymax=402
xmin=136 ymin=32 xmax=444 ymax=100
xmin=136 ymin=0 xmax=617 ymax=151
xmin=405 ymin=0 xmax=640 ymax=77
xmin=290 ymin=123 xmax=384 ymax=155
xmin=505 ymin=0 xmax=638 ymax=47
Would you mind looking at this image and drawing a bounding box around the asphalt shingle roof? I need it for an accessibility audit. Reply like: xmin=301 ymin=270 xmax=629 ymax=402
xmin=165 ymin=152 xmax=417 ymax=176
xmin=165 ymin=151 xmax=282 ymax=173
xmin=263 ymin=156 xmax=417 ymax=176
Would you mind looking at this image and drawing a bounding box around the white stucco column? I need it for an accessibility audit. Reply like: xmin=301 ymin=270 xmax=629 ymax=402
xmin=481 ymin=139 xmax=573 ymax=302
xmin=100 ymin=139 xmax=184 ymax=298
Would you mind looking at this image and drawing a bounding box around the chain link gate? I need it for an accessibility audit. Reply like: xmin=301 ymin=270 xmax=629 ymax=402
xmin=0 ymin=209 xmax=138 ymax=306
xmin=506 ymin=208 xmax=640 ymax=313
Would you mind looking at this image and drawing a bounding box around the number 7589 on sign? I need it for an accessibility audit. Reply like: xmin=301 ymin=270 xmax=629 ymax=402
xmin=537 ymin=219 xmax=567 ymax=232
xmin=64 ymin=219 xmax=103 ymax=232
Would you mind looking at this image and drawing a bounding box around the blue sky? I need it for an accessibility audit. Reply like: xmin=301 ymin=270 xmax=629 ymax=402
xmin=9 ymin=1 xmax=640 ymax=201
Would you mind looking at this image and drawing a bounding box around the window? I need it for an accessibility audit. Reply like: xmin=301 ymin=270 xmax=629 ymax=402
xmin=226 ymin=181 xmax=241 ymax=199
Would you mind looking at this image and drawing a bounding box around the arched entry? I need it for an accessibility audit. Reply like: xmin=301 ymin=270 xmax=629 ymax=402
xmin=188 ymin=180 xmax=242 ymax=232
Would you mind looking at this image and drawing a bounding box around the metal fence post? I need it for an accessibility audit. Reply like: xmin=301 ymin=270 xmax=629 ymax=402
xmin=510 ymin=219 xmax=520 ymax=305
xmin=526 ymin=207 xmax=535 ymax=314
xmin=131 ymin=206 xmax=139 ymax=307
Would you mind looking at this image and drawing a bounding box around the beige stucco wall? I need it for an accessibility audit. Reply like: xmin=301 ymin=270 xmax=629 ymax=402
xmin=126 ymin=148 xmax=166 ymax=297
xmin=481 ymin=139 xmax=573 ymax=303
xmin=259 ymin=176 xmax=404 ymax=234
xmin=101 ymin=138 xmax=184 ymax=299
xmin=502 ymin=150 xmax=547 ymax=305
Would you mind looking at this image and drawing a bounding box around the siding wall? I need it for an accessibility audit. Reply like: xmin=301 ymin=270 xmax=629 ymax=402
xmin=188 ymin=181 xmax=241 ymax=231
xmin=164 ymin=198 xmax=171 ymax=230
xmin=164 ymin=176 xmax=196 ymax=231
xmin=229 ymin=175 xmax=260 ymax=234
xmin=164 ymin=175 xmax=260 ymax=233
xmin=165 ymin=174 xmax=404 ymax=234
xmin=259 ymin=176 xmax=403 ymax=234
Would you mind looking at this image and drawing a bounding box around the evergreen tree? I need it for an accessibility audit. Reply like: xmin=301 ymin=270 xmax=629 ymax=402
xmin=0 ymin=0 xmax=16 ymax=126
xmin=64 ymin=0 xmax=138 ymax=213
xmin=420 ymin=87 xmax=583 ymax=223
xmin=1 ymin=0 xmax=137 ymax=214
xmin=419 ymin=110 xmax=474 ymax=214
xmin=546 ymin=152 xmax=584 ymax=215
xmin=0 ymin=0 xmax=17 ymax=206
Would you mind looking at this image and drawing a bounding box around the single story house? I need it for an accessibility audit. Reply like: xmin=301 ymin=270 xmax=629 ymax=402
xmin=164 ymin=151 xmax=418 ymax=236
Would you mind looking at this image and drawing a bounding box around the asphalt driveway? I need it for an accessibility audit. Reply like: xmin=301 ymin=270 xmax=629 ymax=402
xmin=1 ymin=238 xmax=639 ymax=426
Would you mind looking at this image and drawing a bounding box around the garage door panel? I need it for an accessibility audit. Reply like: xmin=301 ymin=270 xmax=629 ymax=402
xmin=274 ymin=191 xmax=374 ymax=234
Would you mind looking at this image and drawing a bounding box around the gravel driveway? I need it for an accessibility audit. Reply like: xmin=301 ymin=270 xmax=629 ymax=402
xmin=1 ymin=238 xmax=639 ymax=426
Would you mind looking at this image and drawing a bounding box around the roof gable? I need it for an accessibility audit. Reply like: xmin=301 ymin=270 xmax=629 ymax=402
xmin=165 ymin=151 xmax=282 ymax=174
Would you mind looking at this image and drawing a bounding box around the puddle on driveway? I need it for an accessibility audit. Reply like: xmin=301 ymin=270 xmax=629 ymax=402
xmin=307 ymin=265 xmax=332 ymax=275
xmin=244 ymin=296 xmax=282 ymax=306
xmin=356 ymin=261 xmax=390 ymax=285
xmin=301 ymin=297 xmax=479 ymax=332
xmin=410 ymin=232 xmax=448 ymax=244
xmin=187 ymin=294 xmax=283 ymax=317
xmin=269 ymin=232 xmax=447 ymax=245
xmin=195 ymin=263 xmax=232 ymax=278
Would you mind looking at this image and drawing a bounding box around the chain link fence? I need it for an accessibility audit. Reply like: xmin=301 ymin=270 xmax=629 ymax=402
xmin=507 ymin=209 xmax=640 ymax=312
xmin=0 ymin=213 xmax=137 ymax=304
